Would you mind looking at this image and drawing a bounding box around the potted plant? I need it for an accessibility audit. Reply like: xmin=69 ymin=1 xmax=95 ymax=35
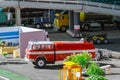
xmin=65 ymin=52 xmax=108 ymax=80
xmin=66 ymin=52 xmax=92 ymax=68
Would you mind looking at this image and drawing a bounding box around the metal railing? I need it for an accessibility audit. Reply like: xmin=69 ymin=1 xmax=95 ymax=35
xmin=85 ymin=0 xmax=120 ymax=5
xmin=1 ymin=0 xmax=119 ymax=10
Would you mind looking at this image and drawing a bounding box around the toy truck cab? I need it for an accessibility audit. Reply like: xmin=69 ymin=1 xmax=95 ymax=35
xmin=25 ymin=41 xmax=55 ymax=67
xmin=54 ymin=13 xmax=68 ymax=32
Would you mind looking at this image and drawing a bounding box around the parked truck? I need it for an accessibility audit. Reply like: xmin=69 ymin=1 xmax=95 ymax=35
xmin=54 ymin=11 xmax=120 ymax=31
xmin=25 ymin=40 xmax=96 ymax=68
xmin=34 ymin=10 xmax=55 ymax=29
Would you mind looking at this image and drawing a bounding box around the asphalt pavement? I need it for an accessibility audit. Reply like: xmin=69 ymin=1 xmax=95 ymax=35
xmin=0 ymin=29 xmax=120 ymax=80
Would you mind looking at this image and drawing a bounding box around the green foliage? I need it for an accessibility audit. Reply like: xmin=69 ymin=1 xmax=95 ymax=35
xmin=86 ymin=62 xmax=105 ymax=76
xmin=65 ymin=52 xmax=92 ymax=68
xmin=85 ymin=75 xmax=108 ymax=80
xmin=2 ymin=52 xmax=8 ymax=57
xmin=72 ymin=52 xmax=92 ymax=68
xmin=65 ymin=54 xmax=75 ymax=61
xmin=65 ymin=52 xmax=108 ymax=80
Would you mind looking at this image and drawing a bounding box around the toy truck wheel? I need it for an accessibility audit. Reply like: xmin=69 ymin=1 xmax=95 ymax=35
xmin=104 ymin=39 xmax=109 ymax=44
xmin=60 ymin=26 xmax=67 ymax=32
xmin=82 ymin=24 xmax=90 ymax=31
xmin=89 ymin=39 xmax=94 ymax=43
xmin=36 ymin=24 xmax=40 ymax=28
xmin=36 ymin=57 xmax=46 ymax=68
xmin=96 ymin=39 xmax=101 ymax=44
xmin=87 ymin=37 xmax=92 ymax=42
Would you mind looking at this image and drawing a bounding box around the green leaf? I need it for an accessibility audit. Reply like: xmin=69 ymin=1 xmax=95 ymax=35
xmin=73 ymin=52 xmax=92 ymax=67
xmin=85 ymin=75 xmax=108 ymax=80
xmin=2 ymin=52 xmax=8 ymax=57
xmin=86 ymin=62 xmax=105 ymax=76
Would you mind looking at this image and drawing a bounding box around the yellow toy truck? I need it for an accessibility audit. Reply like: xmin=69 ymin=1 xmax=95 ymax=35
xmin=87 ymin=34 xmax=109 ymax=44
xmin=54 ymin=13 xmax=69 ymax=32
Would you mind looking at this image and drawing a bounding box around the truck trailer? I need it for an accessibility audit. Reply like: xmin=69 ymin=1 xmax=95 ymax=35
xmin=54 ymin=11 xmax=120 ymax=31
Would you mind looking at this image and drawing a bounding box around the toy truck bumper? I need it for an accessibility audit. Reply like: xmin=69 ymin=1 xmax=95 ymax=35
xmin=24 ymin=57 xmax=34 ymax=62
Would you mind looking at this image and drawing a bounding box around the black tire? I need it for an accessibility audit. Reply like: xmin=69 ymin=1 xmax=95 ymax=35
xmin=87 ymin=37 xmax=92 ymax=42
xmin=104 ymin=39 xmax=109 ymax=44
xmin=36 ymin=57 xmax=46 ymax=68
xmin=35 ymin=24 xmax=40 ymax=28
xmin=82 ymin=24 xmax=90 ymax=31
xmin=89 ymin=39 xmax=94 ymax=43
xmin=60 ymin=26 xmax=67 ymax=32
xmin=96 ymin=39 xmax=101 ymax=44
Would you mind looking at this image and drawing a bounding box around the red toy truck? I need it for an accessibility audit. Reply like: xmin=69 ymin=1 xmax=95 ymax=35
xmin=25 ymin=41 xmax=96 ymax=68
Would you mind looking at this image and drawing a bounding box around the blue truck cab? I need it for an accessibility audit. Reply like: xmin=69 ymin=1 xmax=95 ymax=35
xmin=34 ymin=10 xmax=55 ymax=29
